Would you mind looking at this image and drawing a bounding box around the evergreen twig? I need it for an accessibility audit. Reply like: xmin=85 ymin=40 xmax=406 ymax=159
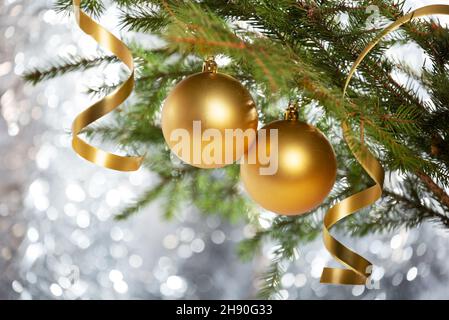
xmin=24 ymin=55 xmax=117 ymax=85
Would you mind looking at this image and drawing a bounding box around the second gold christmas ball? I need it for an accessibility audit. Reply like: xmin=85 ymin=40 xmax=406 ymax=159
xmin=241 ymin=104 xmax=337 ymax=215
xmin=161 ymin=57 xmax=258 ymax=169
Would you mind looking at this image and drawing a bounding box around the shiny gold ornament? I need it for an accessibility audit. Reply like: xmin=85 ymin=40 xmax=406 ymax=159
xmin=320 ymin=4 xmax=449 ymax=285
xmin=71 ymin=0 xmax=143 ymax=171
xmin=161 ymin=57 xmax=258 ymax=169
xmin=240 ymin=103 xmax=337 ymax=215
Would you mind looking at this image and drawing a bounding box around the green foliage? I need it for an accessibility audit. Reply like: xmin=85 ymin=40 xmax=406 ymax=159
xmin=54 ymin=0 xmax=105 ymax=17
xmin=239 ymin=215 xmax=322 ymax=299
xmin=24 ymin=54 xmax=117 ymax=85
xmin=24 ymin=0 xmax=449 ymax=298
xmin=115 ymin=180 xmax=166 ymax=220
xmin=119 ymin=6 xmax=169 ymax=32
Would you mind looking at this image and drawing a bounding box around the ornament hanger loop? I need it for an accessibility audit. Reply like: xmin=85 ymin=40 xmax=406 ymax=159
xmin=203 ymin=56 xmax=218 ymax=73
xmin=284 ymin=101 xmax=299 ymax=121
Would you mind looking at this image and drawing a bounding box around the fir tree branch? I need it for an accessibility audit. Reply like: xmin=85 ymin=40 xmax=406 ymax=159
xmin=257 ymin=253 xmax=284 ymax=300
xmin=119 ymin=6 xmax=169 ymax=32
xmin=85 ymin=83 xmax=120 ymax=98
xmin=24 ymin=55 xmax=117 ymax=85
xmin=384 ymin=189 xmax=449 ymax=228
xmin=84 ymin=123 xmax=164 ymax=146
xmin=239 ymin=214 xmax=323 ymax=298
xmin=115 ymin=180 xmax=167 ymax=220
xmin=416 ymin=171 xmax=449 ymax=210
xmin=54 ymin=0 xmax=105 ymax=18
xmin=114 ymin=0 xmax=152 ymax=7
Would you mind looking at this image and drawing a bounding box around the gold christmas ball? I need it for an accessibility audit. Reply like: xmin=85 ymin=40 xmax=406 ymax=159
xmin=161 ymin=60 xmax=258 ymax=169
xmin=241 ymin=118 xmax=337 ymax=215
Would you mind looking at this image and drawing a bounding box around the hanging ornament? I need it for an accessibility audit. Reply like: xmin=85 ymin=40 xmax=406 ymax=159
xmin=240 ymin=103 xmax=337 ymax=215
xmin=161 ymin=57 xmax=259 ymax=169
xmin=71 ymin=0 xmax=143 ymax=171
xmin=320 ymin=4 xmax=449 ymax=285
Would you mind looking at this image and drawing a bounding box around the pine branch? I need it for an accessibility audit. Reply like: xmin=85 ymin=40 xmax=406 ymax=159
xmin=163 ymin=179 xmax=188 ymax=220
xmin=54 ymin=0 xmax=105 ymax=17
xmin=119 ymin=6 xmax=169 ymax=32
xmin=83 ymin=123 xmax=164 ymax=146
xmin=115 ymin=180 xmax=167 ymax=220
xmin=24 ymin=54 xmax=117 ymax=85
xmin=346 ymin=188 xmax=449 ymax=238
xmin=191 ymin=166 xmax=251 ymax=223
xmin=238 ymin=230 xmax=267 ymax=262
xmin=257 ymin=254 xmax=284 ymax=300
xmin=384 ymin=189 xmax=449 ymax=229
xmin=114 ymin=0 xmax=153 ymax=7
xmin=85 ymin=83 xmax=120 ymax=98
xmin=416 ymin=171 xmax=449 ymax=210
xmin=239 ymin=214 xmax=322 ymax=298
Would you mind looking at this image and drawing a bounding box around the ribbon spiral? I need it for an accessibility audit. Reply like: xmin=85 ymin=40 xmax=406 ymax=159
xmin=320 ymin=4 xmax=449 ymax=285
xmin=72 ymin=0 xmax=143 ymax=171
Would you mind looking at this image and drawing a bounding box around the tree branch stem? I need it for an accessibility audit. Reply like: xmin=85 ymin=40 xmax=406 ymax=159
xmin=416 ymin=171 xmax=449 ymax=209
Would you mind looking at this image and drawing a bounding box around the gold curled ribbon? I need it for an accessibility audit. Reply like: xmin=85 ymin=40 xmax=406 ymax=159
xmin=320 ymin=4 xmax=449 ymax=285
xmin=72 ymin=0 xmax=143 ymax=171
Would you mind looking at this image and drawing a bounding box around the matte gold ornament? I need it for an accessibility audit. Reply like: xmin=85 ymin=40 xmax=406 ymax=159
xmin=241 ymin=104 xmax=337 ymax=215
xmin=161 ymin=57 xmax=258 ymax=169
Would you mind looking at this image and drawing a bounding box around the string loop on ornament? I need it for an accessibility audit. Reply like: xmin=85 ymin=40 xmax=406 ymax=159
xmin=320 ymin=4 xmax=449 ymax=285
xmin=203 ymin=56 xmax=218 ymax=73
xmin=71 ymin=0 xmax=144 ymax=171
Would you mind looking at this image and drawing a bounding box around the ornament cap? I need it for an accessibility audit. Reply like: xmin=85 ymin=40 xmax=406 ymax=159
xmin=284 ymin=101 xmax=299 ymax=121
xmin=203 ymin=56 xmax=218 ymax=73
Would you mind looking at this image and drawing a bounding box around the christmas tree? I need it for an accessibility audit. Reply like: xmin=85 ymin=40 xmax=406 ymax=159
xmin=25 ymin=0 xmax=449 ymax=298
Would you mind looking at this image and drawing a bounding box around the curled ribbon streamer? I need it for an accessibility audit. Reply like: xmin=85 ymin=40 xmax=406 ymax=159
xmin=320 ymin=4 xmax=449 ymax=285
xmin=72 ymin=0 xmax=143 ymax=171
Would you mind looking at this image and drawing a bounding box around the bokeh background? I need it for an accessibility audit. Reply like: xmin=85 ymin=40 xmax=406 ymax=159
xmin=1 ymin=0 xmax=449 ymax=300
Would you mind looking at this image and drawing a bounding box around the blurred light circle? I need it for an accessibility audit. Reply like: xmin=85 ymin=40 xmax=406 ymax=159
xmin=190 ymin=239 xmax=205 ymax=253
xmin=295 ymin=274 xmax=307 ymax=288
xmin=113 ymin=281 xmax=128 ymax=294
xmin=108 ymin=269 xmax=123 ymax=283
xmin=407 ymin=267 xmax=418 ymax=281
xmin=129 ymin=254 xmax=143 ymax=268
xmin=211 ymin=230 xmax=225 ymax=244
xmin=50 ymin=283 xmax=63 ymax=297
xmin=163 ymin=234 xmax=179 ymax=249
